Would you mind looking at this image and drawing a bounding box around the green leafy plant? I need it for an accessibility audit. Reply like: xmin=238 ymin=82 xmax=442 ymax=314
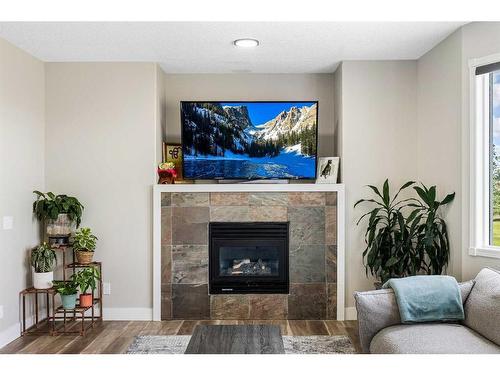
xmin=33 ymin=191 xmax=84 ymax=227
xmin=355 ymin=179 xmax=417 ymax=283
xmin=73 ymin=267 xmax=100 ymax=294
xmin=31 ymin=242 xmax=57 ymax=273
xmin=410 ymin=183 xmax=455 ymax=275
xmin=72 ymin=227 xmax=98 ymax=252
xmin=355 ymin=179 xmax=455 ymax=284
xmin=52 ymin=280 xmax=78 ymax=296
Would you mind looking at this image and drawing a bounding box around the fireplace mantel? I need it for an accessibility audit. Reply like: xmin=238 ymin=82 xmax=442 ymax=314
xmin=152 ymin=183 xmax=345 ymax=321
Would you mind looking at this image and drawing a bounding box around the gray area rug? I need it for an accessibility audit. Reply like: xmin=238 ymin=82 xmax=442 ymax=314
xmin=126 ymin=335 xmax=355 ymax=354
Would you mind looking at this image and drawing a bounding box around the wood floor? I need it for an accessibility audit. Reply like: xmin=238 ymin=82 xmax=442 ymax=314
xmin=0 ymin=320 xmax=361 ymax=354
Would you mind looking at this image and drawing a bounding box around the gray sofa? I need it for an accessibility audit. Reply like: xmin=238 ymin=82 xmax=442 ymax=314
xmin=354 ymin=267 xmax=500 ymax=354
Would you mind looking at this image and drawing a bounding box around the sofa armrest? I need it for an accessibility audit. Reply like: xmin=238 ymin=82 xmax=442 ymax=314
xmin=354 ymin=289 xmax=400 ymax=353
xmin=354 ymin=280 xmax=475 ymax=353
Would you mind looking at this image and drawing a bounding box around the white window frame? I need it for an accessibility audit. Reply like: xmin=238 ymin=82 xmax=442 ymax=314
xmin=468 ymin=53 xmax=500 ymax=259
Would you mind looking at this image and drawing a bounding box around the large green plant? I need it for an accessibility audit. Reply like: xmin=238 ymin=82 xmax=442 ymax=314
xmin=33 ymin=191 xmax=84 ymax=227
xmin=355 ymin=179 xmax=455 ymax=283
xmin=72 ymin=227 xmax=98 ymax=252
xmin=31 ymin=242 xmax=57 ymax=273
xmin=73 ymin=267 xmax=100 ymax=294
xmin=355 ymin=179 xmax=416 ymax=283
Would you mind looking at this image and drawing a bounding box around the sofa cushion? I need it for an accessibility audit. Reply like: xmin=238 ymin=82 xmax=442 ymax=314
xmin=370 ymin=323 xmax=500 ymax=354
xmin=464 ymin=267 xmax=500 ymax=346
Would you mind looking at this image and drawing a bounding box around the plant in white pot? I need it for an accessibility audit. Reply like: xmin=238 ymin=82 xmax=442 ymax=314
xmin=31 ymin=242 xmax=57 ymax=289
xmin=32 ymin=191 xmax=84 ymax=240
xmin=72 ymin=227 xmax=98 ymax=264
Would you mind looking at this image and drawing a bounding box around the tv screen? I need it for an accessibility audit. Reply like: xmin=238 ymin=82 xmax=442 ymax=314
xmin=181 ymin=101 xmax=318 ymax=180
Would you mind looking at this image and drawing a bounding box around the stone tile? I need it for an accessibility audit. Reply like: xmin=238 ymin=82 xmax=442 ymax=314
xmin=249 ymin=193 xmax=288 ymax=206
xmin=161 ymin=207 xmax=172 ymax=246
xmin=210 ymin=192 xmax=249 ymax=206
xmin=327 ymin=283 xmax=337 ymax=320
xmin=161 ymin=192 xmax=171 ymax=207
xmin=288 ymin=192 xmax=326 ymax=206
xmin=172 ymin=192 xmax=209 ymax=207
xmin=172 ymin=245 xmax=208 ymax=284
xmin=161 ymin=286 xmax=172 ymax=320
xmin=172 ymin=207 xmax=209 ymax=245
xmin=248 ymin=295 xmax=287 ymax=319
xmin=249 ymin=206 xmax=287 ymax=222
xmin=161 ymin=245 xmax=172 ymax=287
xmin=288 ymin=207 xmax=325 ymax=246
xmin=326 ymin=245 xmax=337 ymax=283
xmin=325 ymin=206 xmax=337 ymax=245
xmin=325 ymin=192 xmax=337 ymax=206
xmin=172 ymin=284 xmax=210 ymax=319
xmin=210 ymin=295 xmax=250 ymax=319
xmin=288 ymin=283 xmax=327 ymax=319
xmin=210 ymin=206 xmax=250 ymax=222
xmin=290 ymin=245 xmax=326 ymax=283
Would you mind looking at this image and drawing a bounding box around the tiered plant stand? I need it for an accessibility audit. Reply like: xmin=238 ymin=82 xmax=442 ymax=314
xmin=20 ymin=244 xmax=103 ymax=336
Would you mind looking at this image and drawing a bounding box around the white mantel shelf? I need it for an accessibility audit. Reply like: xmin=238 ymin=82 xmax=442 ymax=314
xmin=153 ymin=183 xmax=344 ymax=193
xmin=152 ymin=183 xmax=346 ymax=322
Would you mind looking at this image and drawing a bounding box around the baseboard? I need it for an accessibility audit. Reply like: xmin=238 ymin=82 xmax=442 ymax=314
xmin=103 ymin=308 xmax=153 ymax=321
xmin=0 ymin=323 xmax=20 ymax=349
xmin=344 ymin=306 xmax=357 ymax=320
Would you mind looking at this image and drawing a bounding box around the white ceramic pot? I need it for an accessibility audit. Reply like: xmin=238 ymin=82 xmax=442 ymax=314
xmin=33 ymin=271 xmax=54 ymax=289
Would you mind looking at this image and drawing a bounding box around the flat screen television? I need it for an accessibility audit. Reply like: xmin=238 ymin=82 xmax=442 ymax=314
xmin=181 ymin=101 xmax=318 ymax=180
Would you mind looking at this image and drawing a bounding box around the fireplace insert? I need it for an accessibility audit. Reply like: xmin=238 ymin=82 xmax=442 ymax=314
xmin=209 ymin=222 xmax=289 ymax=294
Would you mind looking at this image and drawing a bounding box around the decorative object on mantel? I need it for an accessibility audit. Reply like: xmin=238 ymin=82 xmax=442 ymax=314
xmin=32 ymin=191 xmax=84 ymax=244
xmin=355 ymin=179 xmax=455 ymax=286
xmin=73 ymin=227 xmax=98 ymax=264
xmin=158 ymin=162 xmax=177 ymax=184
xmin=316 ymin=157 xmax=339 ymax=183
xmin=163 ymin=143 xmax=184 ymax=180
xmin=31 ymin=242 xmax=57 ymax=289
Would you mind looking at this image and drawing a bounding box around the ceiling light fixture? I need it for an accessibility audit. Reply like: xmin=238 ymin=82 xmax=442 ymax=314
xmin=233 ymin=38 xmax=259 ymax=48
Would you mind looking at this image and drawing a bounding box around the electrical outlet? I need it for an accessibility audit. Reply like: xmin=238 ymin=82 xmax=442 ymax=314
xmin=0 ymin=305 xmax=4 ymax=319
xmin=103 ymin=282 xmax=111 ymax=295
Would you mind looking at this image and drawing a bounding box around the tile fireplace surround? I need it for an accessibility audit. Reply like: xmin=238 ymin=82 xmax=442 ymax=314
xmin=152 ymin=184 xmax=345 ymax=321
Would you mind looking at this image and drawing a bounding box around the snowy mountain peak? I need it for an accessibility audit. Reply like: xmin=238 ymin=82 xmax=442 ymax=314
xmin=223 ymin=105 xmax=253 ymax=129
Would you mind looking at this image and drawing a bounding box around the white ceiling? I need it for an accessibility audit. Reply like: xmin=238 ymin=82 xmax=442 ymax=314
xmin=0 ymin=22 xmax=465 ymax=73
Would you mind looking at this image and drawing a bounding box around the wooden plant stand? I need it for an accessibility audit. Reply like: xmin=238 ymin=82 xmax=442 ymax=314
xmin=19 ymin=244 xmax=103 ymax=336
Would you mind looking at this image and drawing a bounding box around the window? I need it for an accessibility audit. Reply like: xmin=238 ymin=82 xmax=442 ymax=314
xmin=470 ymin=57 xmax=500 ymax=258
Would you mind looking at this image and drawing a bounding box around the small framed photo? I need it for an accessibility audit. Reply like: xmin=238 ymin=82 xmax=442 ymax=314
xmin=316 ymin=157 xmax=339 ymax=183
xmin=163 ymin=143 xmax=183 ymax=180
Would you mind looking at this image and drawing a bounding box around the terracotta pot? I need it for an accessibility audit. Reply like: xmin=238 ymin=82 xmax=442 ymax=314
xmin=76 ymin=250 xmax=94 ymax=264
xmin=79 ymin=293 xmax=93 ymax=308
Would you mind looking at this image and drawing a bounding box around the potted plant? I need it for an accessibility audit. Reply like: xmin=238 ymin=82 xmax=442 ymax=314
xmin=33 ymin=191 xmax=84 ymax=240
xmin=53 ymin=280 xmax=78 ymax=309
xmin=31 ymin=242 xmax=57 ymax=289
xmin=73 ymin=267 xmax=100 ymax=307
xmin=355 ymin=179 xmax=455 ymax=286
xmin=72 ymin=227 xmax=98 ymax=264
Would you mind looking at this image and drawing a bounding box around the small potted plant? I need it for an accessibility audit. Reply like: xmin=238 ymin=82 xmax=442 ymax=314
xmin=33 ymin=191 xmax=84 ymax=240
xmin=157 ymin=162 xmax=177 ymax=184
xmin=73 ymin=267 xmax=100 ymax=307
xmin=31 ymin=242 xmax=57 ymax=289
xmin=72 ymin=227 xmax=98 ymax=264
xmin=53 ymin=280 xmax=78 ymax=309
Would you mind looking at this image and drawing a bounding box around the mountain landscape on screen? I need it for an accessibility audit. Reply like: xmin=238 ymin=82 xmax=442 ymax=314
xmin=181 ymin=102 xmax=318 ymax=179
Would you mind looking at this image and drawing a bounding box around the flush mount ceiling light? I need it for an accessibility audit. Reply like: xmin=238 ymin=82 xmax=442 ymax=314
xmin=233 ymin=38 xmax=259 ymax=48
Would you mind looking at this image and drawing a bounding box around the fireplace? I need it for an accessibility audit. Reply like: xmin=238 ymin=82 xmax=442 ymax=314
xmin=209 ymin=222 xmax=289 ymax=294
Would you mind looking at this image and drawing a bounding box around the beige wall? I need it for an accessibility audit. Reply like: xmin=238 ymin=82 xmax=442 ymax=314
xmin=333 ymin=65 xmax=343 ymax=181
xmin=0 ymin=38 xmax=45 ymax=337
xmin=156 ymin=66 xmax=167 ymax=165
xmin=163 ymin=74 xmax=336 ymax=157
xmin=340 ymin=61 xmax=418 ymax=309
xmin=45 ymin=63 xmax=158 ymax=314
xmin=417 ymin=29 xmax=463 ymax=278
xmin=461 ymin=22 xmax=500 ymax=279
